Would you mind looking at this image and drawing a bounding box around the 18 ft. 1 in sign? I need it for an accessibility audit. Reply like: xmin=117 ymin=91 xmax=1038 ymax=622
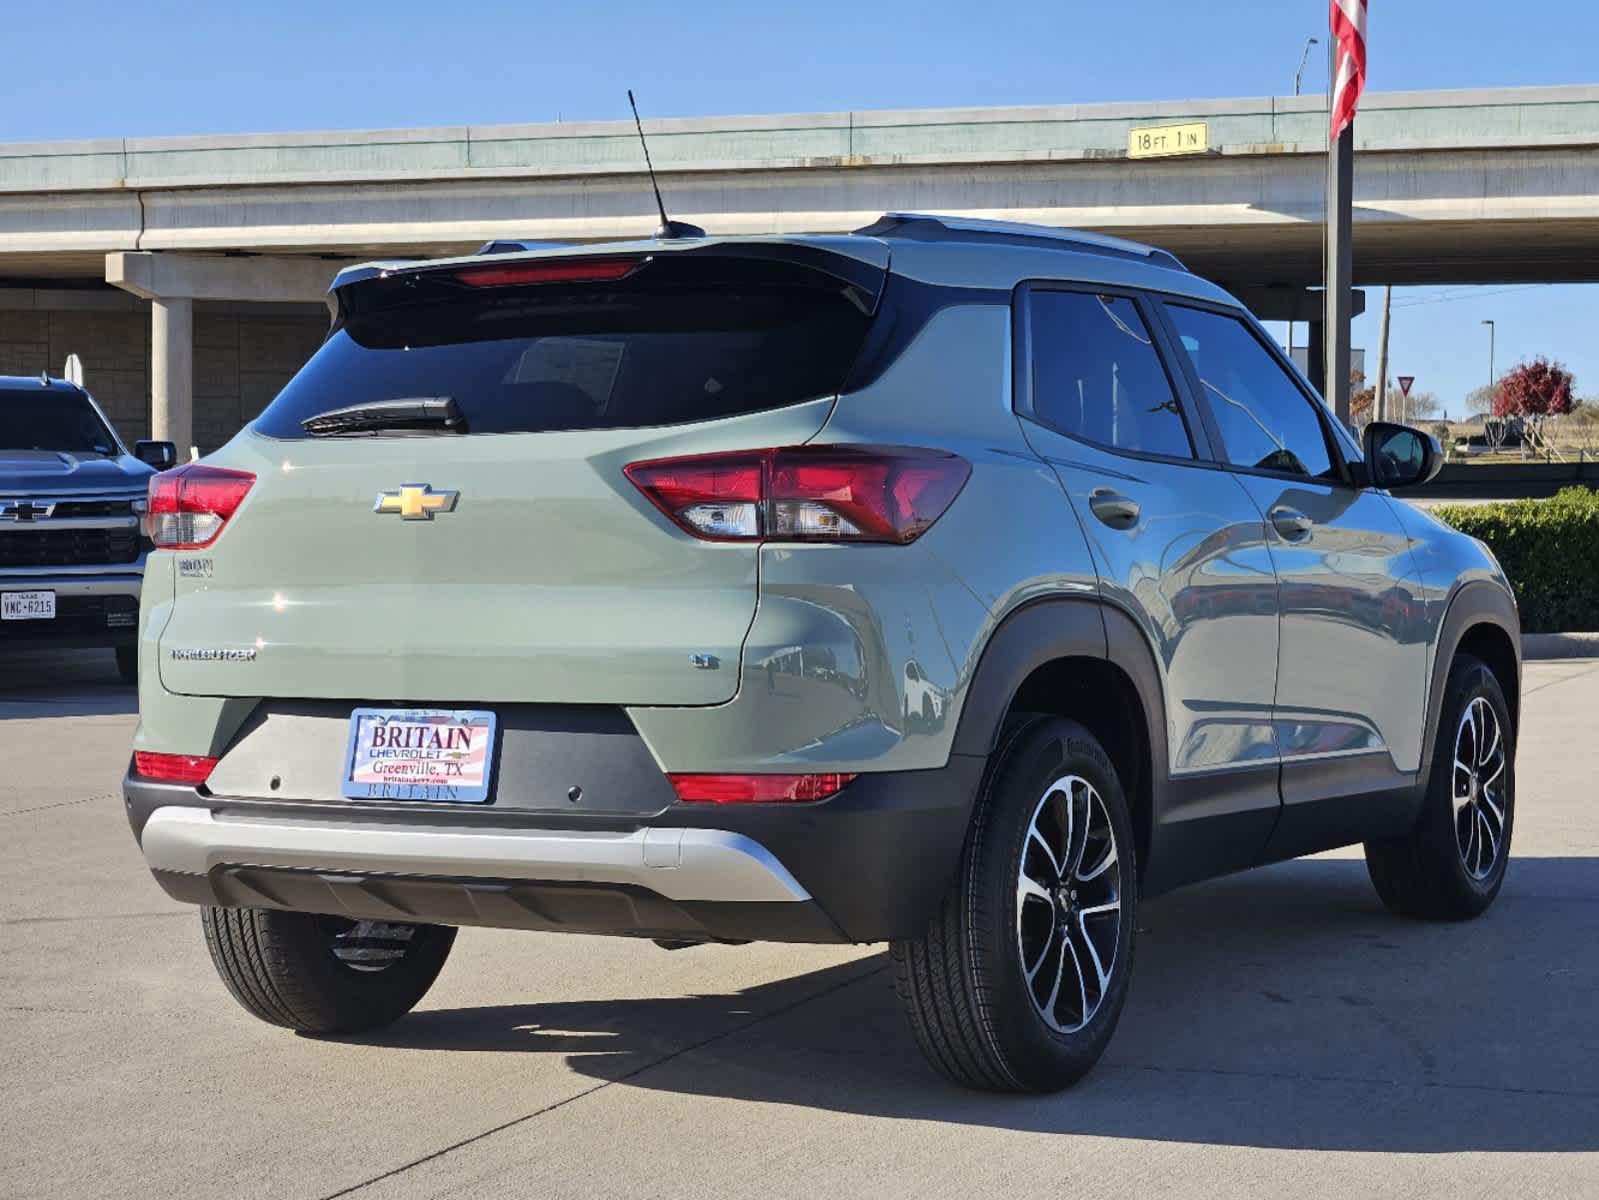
xmin=1127 ymin=122 xmax=1210 ymax=159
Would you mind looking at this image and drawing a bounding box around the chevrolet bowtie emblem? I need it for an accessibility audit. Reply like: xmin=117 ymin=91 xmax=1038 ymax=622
xmin=374 ymin=483 xmax=459 ymax=520
xmin=0 ymin=499 xmax=55 ymax=522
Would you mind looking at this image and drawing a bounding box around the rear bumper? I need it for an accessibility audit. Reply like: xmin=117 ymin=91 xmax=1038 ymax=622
xmin=142 ymin=807 xmax=811 ymax=903
xmin=124 ymin=752 xmax=985 ymax=944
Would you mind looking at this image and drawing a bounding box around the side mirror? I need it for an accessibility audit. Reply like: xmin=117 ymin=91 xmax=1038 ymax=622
xmin=134 ymin=440 xmax=178 ymax=470
xmin=1361 ymin=421 xmax=1442 ymax=490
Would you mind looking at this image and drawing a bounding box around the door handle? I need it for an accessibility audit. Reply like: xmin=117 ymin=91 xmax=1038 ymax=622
xmin=1270 ymin=505 xmax=1314 ymax=540
xmin=1089 ymin=488 xmax=1141 ymax=530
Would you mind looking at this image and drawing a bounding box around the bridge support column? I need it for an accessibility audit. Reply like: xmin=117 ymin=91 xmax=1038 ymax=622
xmin=1307 ymin=318 xmax=1326 ymax=402
xmin=106 ymin=251 xmax=350 ymax=457
xmin=150 ymin=296 xmax=194 ymax=455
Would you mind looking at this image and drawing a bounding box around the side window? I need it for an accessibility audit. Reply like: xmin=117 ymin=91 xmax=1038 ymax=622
xmin=1028 ymin=290 xmax=1193 ymax=460
xmin=1165 ymin=305 xmax=1337 ymax=480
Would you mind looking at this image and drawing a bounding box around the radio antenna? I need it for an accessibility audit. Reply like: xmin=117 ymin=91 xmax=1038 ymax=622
xmin=627 ymin=89 xmax=704 ymax=240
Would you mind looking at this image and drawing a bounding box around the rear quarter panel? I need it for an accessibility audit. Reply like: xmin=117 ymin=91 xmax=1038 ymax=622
xmin=630 ymin=301 xmax=1099 ymax=774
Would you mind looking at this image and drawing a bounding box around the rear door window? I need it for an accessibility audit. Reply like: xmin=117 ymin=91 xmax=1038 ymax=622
xmin=1026 ymin=290 xmax=1194 ymax=460
xmin=254 ymin=255 xmax=876 ymax=439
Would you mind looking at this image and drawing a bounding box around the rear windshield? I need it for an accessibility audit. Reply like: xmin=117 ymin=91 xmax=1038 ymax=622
xmin=254 ymin=255 xmax=875 ymax=439
xmin=0 ymin=388 xmax=118 ymax=455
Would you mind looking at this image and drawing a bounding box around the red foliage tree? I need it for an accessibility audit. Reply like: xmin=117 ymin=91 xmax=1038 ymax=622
xmin=1494 ymin=357 xmax=1576 ymax=418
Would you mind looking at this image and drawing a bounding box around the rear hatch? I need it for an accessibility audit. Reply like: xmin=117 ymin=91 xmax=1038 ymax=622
xmin=157 ymin=242 xmax=886 ymax=705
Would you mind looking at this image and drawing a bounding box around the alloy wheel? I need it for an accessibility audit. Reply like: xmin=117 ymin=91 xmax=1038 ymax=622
xmin=1015 ymin=774 xmax=1122 ymax=1033
xmin=1453 ymin=696 xmax=1508 ymax=881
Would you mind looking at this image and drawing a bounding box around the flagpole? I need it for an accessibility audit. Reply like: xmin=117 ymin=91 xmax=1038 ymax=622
xmin=1324 ymin=0 xmax=1365 ymax=429
xmin=1324 ymin=120 xmax=1354 ymax=428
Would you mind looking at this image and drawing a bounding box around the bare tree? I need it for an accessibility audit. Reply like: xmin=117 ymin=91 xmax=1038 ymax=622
xmin=1465 ymin=383 xmax=1501 ymax=417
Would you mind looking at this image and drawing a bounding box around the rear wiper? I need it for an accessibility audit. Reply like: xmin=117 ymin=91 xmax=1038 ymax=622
xmin=301 ymin=396 xmax=467 ymax=436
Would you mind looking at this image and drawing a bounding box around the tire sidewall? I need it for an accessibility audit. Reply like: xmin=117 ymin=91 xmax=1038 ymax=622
xmin=967 ymin=717 xmax=1139 ymax=1090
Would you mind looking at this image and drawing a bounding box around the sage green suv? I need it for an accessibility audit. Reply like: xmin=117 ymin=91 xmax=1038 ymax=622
xmin=123 ymin=214 xmax=1519 ymax=1091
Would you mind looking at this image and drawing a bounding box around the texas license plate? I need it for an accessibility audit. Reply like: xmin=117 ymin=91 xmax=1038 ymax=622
xmin=342 ymin=708 xmax=497 ymax=803
xmin=1 ymin=590 xmax=56 ymax=620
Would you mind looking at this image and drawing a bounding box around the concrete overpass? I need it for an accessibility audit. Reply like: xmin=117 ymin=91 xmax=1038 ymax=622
xmin=1 ymin=84 xmax=1595 ymax=451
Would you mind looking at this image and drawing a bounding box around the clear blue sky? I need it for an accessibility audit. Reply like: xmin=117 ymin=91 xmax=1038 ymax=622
xmin=4 ymin=0 xmax=1596 ymax=411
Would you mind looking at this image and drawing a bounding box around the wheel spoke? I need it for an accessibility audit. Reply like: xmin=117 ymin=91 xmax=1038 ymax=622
xmin=1077 ymin=844 xmax=1118 ymax=883
xmin=1477 ymin=806 xmax=1499 ymax=869
xmin=1018 ymin=872 xmax=1052 ymax=905
xmin=1076 ymin=920 xmax=1112 ymax=993
xmin=1023 ymin=923 xmax=1056 ymax=985
xmin=1060 ymin=934 xmax=1090 ymax=1029
xmin=1028 ymin=828 xmax=1063 ymax=879
xmin=1478 ymin=706 xmax=1501 ymax=766
xmin=1479 ymin=784 xmax=1506 ymax=831
xmin=1480 ymin=756 xmax=1505 ymax=791
xmin=1065 ymin=784 xmax=1091 ymax=877
xmin=1042 ymin=927 xmax=1071 ymax=1017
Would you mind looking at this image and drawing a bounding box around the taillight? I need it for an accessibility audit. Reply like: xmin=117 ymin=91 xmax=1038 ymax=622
xmin=451 ymin=257 xmax=641 ymax=288
xmin=624 ymin=447 xmax=969 ymax=544
xmin=668 ymin=773 xmax=856 ymax=803
xmin=147 ymin=464 xmax=255 ymax=549
xmin=133 ymin=751 xmax=218 ymax=784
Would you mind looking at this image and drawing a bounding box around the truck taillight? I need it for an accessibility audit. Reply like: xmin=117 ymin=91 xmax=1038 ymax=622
xmin=147 ymin=464 xmax=255 ymax=550
xmin=624 ymin=447 xmax=969 ymax=544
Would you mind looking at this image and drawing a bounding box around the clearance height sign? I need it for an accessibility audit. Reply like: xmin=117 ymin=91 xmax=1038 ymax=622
xmin=1127 ymin=122 xmax=1209 ymax=159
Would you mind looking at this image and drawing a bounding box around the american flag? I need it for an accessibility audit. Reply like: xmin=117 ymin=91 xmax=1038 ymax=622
xmin=1330 ymin=0 xmax=1368 ymax=139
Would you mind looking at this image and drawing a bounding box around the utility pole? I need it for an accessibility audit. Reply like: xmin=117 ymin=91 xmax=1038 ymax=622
xmin=1481 ymin=319 xmax=1496 ymax=389
xmin=1374 ymin=285 xmax=1392 ymax=423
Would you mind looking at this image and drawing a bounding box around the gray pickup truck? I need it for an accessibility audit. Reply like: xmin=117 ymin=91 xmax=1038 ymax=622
xmin=1 ymin=375 xmax=174 ymax=682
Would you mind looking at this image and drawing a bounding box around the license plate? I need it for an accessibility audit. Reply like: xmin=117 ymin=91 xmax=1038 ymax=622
xmin=1 ymin=590 xmax=56 ymax=621
xmin=342 ymin=708 xmax=497 ymax=803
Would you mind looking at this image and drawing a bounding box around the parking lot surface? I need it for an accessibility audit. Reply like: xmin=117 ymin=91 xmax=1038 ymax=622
xmin=3 ymin=650 xmax=1597 ymax=1199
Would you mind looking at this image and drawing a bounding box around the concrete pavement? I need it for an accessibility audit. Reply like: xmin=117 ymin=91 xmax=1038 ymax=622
xmin=2 ymin=650 xmax=1597 ymax=1199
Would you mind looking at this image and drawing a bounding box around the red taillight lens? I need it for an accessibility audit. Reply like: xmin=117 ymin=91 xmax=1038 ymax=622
xmin=624 ymin=447 xmax=969 ymax=544
xmin=452 ymin=258 xmax=641 ymax=288
xmin=147 ymin=464 xmax=255 ymax=549
xmin=668 ymin=773 xmax=856 ymax=804
xmin=133 ymin=751 xmax=218 ymax=784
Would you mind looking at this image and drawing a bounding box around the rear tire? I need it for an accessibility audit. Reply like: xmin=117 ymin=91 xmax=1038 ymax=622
xmin=200 ymin=907 xmax=455 ymax=1034
xmin=115 ymin=644 xmax=138 ymax=685
xmin=1365 ymin=653 xmax=1514 ymax=920
xmin=891 ymin=716 xmax=1138 ymax=1092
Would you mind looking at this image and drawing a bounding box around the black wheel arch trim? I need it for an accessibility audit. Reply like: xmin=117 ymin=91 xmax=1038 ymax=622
xmin=952 ymin=597 xmax=1168 ymax=779
xmin=1417 ymin=579 xmax=1521 ymax=783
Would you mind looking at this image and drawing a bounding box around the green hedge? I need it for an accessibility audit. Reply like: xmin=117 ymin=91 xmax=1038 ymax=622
xmin=1433 ymin=486 xmax=1599 ymax=633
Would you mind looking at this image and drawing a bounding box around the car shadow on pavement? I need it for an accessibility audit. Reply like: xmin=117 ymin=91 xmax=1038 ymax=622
xmin=0 ymin=649 xmax=136 ymax=717
xmin=362 ymin=854 xmax=1599 ymax=1154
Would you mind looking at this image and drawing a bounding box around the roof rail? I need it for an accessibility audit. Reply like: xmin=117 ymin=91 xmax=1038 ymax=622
xmin=475 ymin=239 xmax=571 ymax=256
xmin=853 ymin=213 xmax=1186 ymax=271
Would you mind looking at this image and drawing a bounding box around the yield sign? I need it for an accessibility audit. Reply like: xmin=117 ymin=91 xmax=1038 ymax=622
xmin=1398 ymin=375 xmax=1415 ymax=396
